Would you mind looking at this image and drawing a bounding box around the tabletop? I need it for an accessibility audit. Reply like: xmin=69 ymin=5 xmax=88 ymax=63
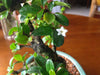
xmin=0 ymin=14 xmax=100 ymax=75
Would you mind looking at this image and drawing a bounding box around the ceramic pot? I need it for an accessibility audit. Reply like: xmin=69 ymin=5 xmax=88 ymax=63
xmin=22 ymin=51 xmax=86 ymax=75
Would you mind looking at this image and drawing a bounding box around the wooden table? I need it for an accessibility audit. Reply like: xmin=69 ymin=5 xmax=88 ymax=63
xmin=0 ymin=14 xmax=100 ymax=75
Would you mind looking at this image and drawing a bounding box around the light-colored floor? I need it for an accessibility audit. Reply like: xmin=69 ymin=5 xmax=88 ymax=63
xmin=65 ymin=6 xmax=90 ymax=17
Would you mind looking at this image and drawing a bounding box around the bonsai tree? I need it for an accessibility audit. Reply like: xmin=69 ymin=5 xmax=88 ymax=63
xmin=0 ymin=0 xmax=71 ymax=75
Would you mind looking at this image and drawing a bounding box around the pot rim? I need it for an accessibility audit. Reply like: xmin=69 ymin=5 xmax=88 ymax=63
xmin=57 ymin=51 xmax=86 ymax=75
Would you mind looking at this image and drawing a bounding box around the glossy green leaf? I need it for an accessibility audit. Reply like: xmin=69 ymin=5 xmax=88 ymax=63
xmin=46 ymin=59 xmax=54 ymax=72
xmin=37 ymin=9 xmax=44 ymax=20
xmin=55 ymin=13 xmax=69 ymax=26
xmin=15 ymin=32 xmax=28 ymax=44
xmin=10 ymin=43 xmax=20 ymax=52
xmin=54 ymin=1 xmax=70 ymax=8
xmin=14 ymin=54 xmax=23 ymax=61
xmin=35 ymin=55 xmax=46 ymax=69
xmin=56 ymin=68 xmax=69 ymax=75
xmin=22 ymin=52 xmax=28 ymax=61
xmin=48 ymin=1 xmax=54 ymax=11
xmin=52 ymin=29 xmax=64 ymax=47
xmin=7 ymin=67 xmax=14 ymax=75
xmin=49 ymin=69 xmax=56 ymax=75
xmin=27 ymin=66 xmax=41 ymax=74
xmin=8 ymin=27 xmax=18 ymax=35
xmin=22 ymin=24 xmax=30 ymax=36
xmin=43 ymin=12 xmax=55 ymax=24
xmin=32 ymin=26 xmax=53 ymax=36
xmin=55 ymin=63 xmax=65 ymax=71
xmin=0 ymin=10 xmax=8 ymax=19
xmin=32 ymin=0 xmax=42 ymax=6
xmin=19 ymin=4 xmax=41 ymax=18
xmin=41 ymin=0 xmax=47 ymax=6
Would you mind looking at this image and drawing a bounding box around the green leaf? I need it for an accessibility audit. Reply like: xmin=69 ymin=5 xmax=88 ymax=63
xmin=22 ymin=24 xmax=30 ymax=36
xmin=8 ymin=27 xmax=18 ymax=35
xmin=56 ymin=68 xmax=69 ymax=75
xmin=49 ymin=69 xmax=56 ymax=75
xmin=22 ymin=52 xmax=28 ymax=61
xmin=37 ymin=9 xmax=44 ymax=20
xmin=32 ymin=0 xmax=42 ymax=6
xmin=43 ymin=12 xmax=55 ymax=24
xmin=55 ymin=13 xmax=69 ymax=26
xmin=52 ymin=29 xmax=64 ymax=47
xmin=2 ymin=0 xmax=12 ymax=8
xmin=35 ymin=55 xmax=46 ymax=69
xmin=32 ymin=26 xmax=53 ymax=36
xmin=48 ymin=1 xmax=54 ymax=11
xmin=14 ymin=54 xmax=23 ymax=61
xmin=15 ymin=32 xmax=28 ymax=44
xmin=10 ymin=43 xmax=20 ymax=52
xmin=54 ymin=1 xmax=70 ymax=8
xmin=55 ymin=63 xmax=65 ymax=71
xmin=7 ymin=67 xmax=14 ymax=75
xmin=27 ymin=66 xmax=41 ymax=74
xmin=41 ymin=0 xmax=47 ymax=6
xmin=0 ymin=10 xmax=8 ymax=19
xmin=46 ymin=59 xmax=54 ymax=72
xmin=19 ymin=4 xmax=41 ymax=18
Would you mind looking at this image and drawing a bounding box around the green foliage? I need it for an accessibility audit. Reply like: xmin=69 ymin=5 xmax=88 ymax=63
xmin=8 ymin=27 xmax=18 ymax=35
xmin=2 ymin=0 xmax=12 ymax=9
xmin=46 ymin=59 xmax=55 ymax=72
xmin=48 ymin=1 xmax=54 ymax=11
xmin=32 ymin=0 xmax=42 ymax=6
xmin=0 ymin=10 xmax=8 ymax=19
xmin=21 ymin=24 xmax=30 ymax=36
xmin=55 ymin=13 xmax=69 ymax=26
xmin=3 ymin=0 xmax=71 ymax=75
xmin=56 ymin=67 xmax=69 ymax=75
xmin=15 ymin=32 xmax=28 ymax=44
xmin=19 ymin=4 xmax=41 ymax=19
xmin=10 ymin=43 xmax=20 ymax=52
xmin=37 ymin=9 xmax=44 ymax=20
xmin=54 ymin=1 xmax=71 ymax=8
xmin=43 ymin=12 xmax=55 ymax=24
xmin=41 ymin=0 xmax=47 ymax=7
xmin=42 ymin=35 xmax=53 ymax=46
xmin=14 ymin=54 xmax=23 ymax=61
xmin=52 ymin=29 xmax=64 ymax=47
xmin=49 ymin=69 xmax=56 ymax=75
xmin=35 ymin=55 xmax=46 ymax=69
xmin=7 ymin=67 xmax=14 ymax=75
xmin=27 ymin=66 xmax=41 ymax=74
xmin=32 ymin=26 xmax=53 ymax=36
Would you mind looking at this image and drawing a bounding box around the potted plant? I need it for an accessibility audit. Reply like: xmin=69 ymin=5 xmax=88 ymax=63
xmin=0 ymin=0 xmax=86 ymax=75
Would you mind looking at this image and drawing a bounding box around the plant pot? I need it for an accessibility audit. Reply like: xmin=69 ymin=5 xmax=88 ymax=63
xmin=56 ymin=51 xmax=86 ymax=75
xmin=21 ymin=51 xmax=86 ymax=75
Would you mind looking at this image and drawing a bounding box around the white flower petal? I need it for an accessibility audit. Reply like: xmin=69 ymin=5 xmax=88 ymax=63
xmin=56 ymin=26 xmax=68 ymax=37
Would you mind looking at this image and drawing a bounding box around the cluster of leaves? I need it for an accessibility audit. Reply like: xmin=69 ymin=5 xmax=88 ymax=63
xmin=7 ymin=52 xmax=28 ymax=75
xmin=22 ymin=53 xmax=70 ymax=75
xmin=0 ymin=0 xmax=71 ymax=75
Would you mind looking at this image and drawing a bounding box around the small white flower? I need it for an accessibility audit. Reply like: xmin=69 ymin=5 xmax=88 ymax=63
xmin=20 ymin=3 xmax=24 ymax=7
xmin=56 ymin=26 xmax=68 ymax=37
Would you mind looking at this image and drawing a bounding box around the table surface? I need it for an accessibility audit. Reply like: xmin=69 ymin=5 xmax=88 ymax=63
xmin=0 ymin=14 xmax=100 ymax=75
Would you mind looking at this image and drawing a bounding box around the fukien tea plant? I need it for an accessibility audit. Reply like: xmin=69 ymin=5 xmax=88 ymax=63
xmin=0 ymin=0 xmax=71 ymax=75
